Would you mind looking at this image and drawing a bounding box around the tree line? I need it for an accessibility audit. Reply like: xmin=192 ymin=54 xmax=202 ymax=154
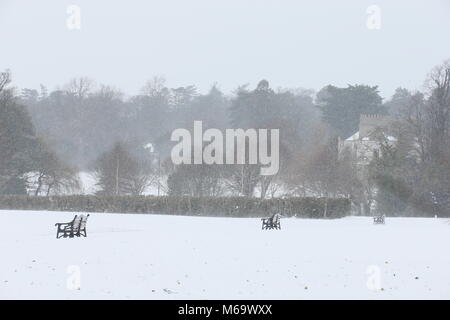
xmin=0 ymin=60 xmax=448 ymax=216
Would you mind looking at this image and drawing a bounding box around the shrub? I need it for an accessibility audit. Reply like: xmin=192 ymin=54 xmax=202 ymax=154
xmin=0 ymin=195 xmax=351 ymax=218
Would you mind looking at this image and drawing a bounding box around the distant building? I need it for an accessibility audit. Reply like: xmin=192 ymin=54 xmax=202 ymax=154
xmin=339 ymin=114 xmax=396 ymax=169
xmin=338 ymin=114 xmax=396 ymax=215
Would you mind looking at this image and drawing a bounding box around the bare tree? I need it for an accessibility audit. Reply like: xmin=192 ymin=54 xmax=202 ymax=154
xmin=167 ymin=164 xmax=225 ymax=197
xmin=31 ymin=139 xmax=80 ymax=196
xmin=0 ymin=70 xmax=11 ymax=93
xmin=141 ymin=75 xmax=168 ymax=98
xmin=94 ymin=142 xmax=156 ymax=195
xmin=425 ymin=60 xmax=450 ymax=158
xmin=65 ymin=77 xmax=94 ymax=99
xmin=224 ymin=164 xmax=260 ymax=197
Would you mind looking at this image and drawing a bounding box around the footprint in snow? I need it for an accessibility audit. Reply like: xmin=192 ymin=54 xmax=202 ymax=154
xmin=163 ymin=288 xmax=177 ymax=294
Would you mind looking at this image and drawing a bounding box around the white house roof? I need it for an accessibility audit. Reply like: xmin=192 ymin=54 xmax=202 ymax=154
xmin=386 ymin=135 xmax=397 ymax=142
xmin=345 ymin=131 xmax=397 ymax=142
xmin=346 ymin=132 xmax=359 ymax=141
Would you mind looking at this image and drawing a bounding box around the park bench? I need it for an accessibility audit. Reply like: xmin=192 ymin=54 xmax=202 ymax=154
xmin=373 ymin=215 xmax=385 ymax=225
xmin=262 ymin=213 xmax=281 ymax=230
xmin=55 ymin=214 xmax=90 ymax=239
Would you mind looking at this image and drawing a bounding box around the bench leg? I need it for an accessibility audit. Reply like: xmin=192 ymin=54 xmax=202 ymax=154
xmin=262 ymin=220 xmax=267 ymax=230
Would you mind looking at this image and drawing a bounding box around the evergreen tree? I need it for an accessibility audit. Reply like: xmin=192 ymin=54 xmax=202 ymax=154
xmin=317 ymin=84 xmax=386 ymax=139
xmin=0 ymin=73 xmax=38 ymax=194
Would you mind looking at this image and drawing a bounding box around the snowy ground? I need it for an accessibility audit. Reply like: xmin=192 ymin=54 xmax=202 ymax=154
xmin=0 ymin=210 xmax=449 ymax=300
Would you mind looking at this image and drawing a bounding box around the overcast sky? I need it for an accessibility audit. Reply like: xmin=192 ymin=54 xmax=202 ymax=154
xmin=1 ymin=0 xmax=449 ymax=99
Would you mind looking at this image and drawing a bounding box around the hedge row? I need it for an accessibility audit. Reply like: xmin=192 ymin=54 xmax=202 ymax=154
xmin=0 ymin=195 xmax=351 ymax=219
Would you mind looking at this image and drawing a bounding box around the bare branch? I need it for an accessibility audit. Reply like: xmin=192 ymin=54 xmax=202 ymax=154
xmin=0 ymin=69 xmax=11 ymax=93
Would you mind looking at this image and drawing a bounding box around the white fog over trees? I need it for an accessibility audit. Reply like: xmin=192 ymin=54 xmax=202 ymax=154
xmin=2 ymin=1 xmax=450 ymax=302
xmin=1 ymin=59 xmax=449 ymax=217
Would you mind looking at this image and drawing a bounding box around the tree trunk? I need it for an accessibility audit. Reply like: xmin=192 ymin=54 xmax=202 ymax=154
xmin=115 ymin=157 xmax=120 ymax=195
xmin=363 ymin=201 xmax=371 ymax=216
xmin=35 ymin=174 xmax=44 ymax=196
xmin=46 ymin=183 xmax=54 ymax=196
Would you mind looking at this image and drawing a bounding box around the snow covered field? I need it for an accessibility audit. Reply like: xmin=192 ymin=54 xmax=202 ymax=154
xmin=0 ymin=210 xmax=449 ymax=300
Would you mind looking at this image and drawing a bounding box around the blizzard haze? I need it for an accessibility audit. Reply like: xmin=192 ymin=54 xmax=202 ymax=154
xmin=1 ymin=1 xmax=450 ymax=303
xmin=1 ymin=0 xmax=450 ymax=97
